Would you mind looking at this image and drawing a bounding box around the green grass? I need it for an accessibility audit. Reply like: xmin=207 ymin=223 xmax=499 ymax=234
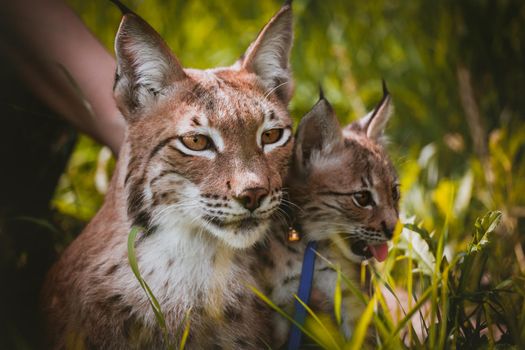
xmin=127 ymin=226 xmax=192 ymax=350
xmin=247 ymin=210 xmax=518 ymax=350
xmin=127 ymin=209 xmax=521 ymax=349
xmin=127 ymin=226 xmax=171 ymax=347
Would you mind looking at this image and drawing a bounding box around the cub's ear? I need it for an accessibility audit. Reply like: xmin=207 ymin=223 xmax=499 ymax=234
xmin=346 ymin=81 xmax=393 ymax=140
xmin=239 ymin=3 xmax=293 ymax=103
xmin=294 ymin=93 xmax=344 ymax=175
xmin=114 ymin=13 xmax=186 ymax=119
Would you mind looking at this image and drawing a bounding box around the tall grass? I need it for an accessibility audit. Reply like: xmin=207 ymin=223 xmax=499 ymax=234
xmin=249 ymin=210 xmax=517 ymax=349
xmin=128 ymin=208 xmax=520 ymax=349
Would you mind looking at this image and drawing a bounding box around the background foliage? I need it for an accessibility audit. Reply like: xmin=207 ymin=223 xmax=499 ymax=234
xmin=9 ymin=0 xmax=525 ymax=348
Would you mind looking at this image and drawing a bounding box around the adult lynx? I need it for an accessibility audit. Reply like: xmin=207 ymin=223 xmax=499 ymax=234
xmin=43 ymin=3 xmax=294 ymax=349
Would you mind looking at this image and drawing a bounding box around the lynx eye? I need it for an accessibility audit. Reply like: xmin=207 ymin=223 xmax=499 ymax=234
xmin=352 ymin=191 xmax=374 ymax=208
xmin=180 ymin=135 xmax=211 ymax=151
xmin=261 ymin=128 xmax=283 ymax=145
xmin=392 ymin=185 xmax=400 ymax=201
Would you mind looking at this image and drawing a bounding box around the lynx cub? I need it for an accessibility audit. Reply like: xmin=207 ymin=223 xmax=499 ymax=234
xmin=258 ymin=87 xmax=399 ymax=346
xmin=43 ymin=3 xmax=294 ymax=349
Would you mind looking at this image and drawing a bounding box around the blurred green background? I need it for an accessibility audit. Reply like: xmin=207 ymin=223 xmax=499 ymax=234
xmin=59 ymin=0 xmax=525 ymax=234
xmin=2 ymin=0 xmax=525 ymax=348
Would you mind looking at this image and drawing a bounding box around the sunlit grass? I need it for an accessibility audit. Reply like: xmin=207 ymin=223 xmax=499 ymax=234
xmin=127 ymin=226 xmax=191 ymax=350
xmin=246 ymin=211 xmax=516 ymax=349
xmin=127 ymin=226 xmax=172 ymax=348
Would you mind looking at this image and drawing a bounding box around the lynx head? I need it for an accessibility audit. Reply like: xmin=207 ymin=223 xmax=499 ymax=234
xmin=115 ymin=4 xmax=294 ymax=248
xmin=289 ymin=85 xmax=399 ymax=262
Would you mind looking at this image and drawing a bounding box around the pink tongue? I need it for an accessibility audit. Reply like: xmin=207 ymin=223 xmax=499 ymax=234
xmin=368 ymin=243 xmax=389 ymax=262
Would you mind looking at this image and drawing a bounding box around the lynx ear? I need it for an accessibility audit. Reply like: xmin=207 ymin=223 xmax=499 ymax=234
xmin=240 ymin=3 xmax=293 ymax=103
xmin=114 ymin=13 xmax=186 ymax=119
xmin=349 ymin=81 xmax=393 ymax=140
xmin=294 ymin=93 xmax=344 ymax=174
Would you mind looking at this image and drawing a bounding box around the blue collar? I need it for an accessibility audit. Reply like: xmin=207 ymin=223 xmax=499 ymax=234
xmin=287 ymin=240 xmax=318 ymax=350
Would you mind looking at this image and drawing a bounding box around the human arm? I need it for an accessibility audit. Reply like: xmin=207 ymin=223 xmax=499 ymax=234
xmin=0 ymin=0 xmax=124 ymax=155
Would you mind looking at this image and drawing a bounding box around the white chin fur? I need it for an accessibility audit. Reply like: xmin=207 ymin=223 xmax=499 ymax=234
xmin=203 ymin=219 xmax=270 ymax=249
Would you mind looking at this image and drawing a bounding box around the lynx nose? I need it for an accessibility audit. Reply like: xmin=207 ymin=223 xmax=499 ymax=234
xmin=381 ymin=222 xmax=394 ymax=239
xmin=235 ymin=188 xmax=268 ymax=212
xmin=381 ymin=216 xmax=398 ymax=239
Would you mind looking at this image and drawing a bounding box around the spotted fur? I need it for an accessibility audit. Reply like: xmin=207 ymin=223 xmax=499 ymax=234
xmin=259 ymin=87 xmax=399 ymax=346
xmin=42 ymin=3 xmax=294 ymax=349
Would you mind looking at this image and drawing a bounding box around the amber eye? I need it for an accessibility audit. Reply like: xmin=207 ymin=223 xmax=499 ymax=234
xmin=261 ymin=128 xmax=283 ymax=145
xmin=392 ymin=185 xmax=400 ymax=201
xmin=180 ymin=135 xmax=211 ymax=151
xmin=352 ymin=191 xmax=374 ymax=208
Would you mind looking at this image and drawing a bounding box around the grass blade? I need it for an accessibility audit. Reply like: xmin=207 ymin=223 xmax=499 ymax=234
xmin=382 ymin=286 xmax=432 ymax=347
xmin=179 ymin=309 xmax=192 ymax=350
xmin=335 ymin=268 xmax=343 ymax=326
xmin=248 ymin=285 xmax=325 ymax=347
xmin=294 ymin=294 xmax=343 ymax=349
xmin=127 ymin=226 xmax=172 ymax=349
xmin=345 ymin=293 xmax=377 ymax=350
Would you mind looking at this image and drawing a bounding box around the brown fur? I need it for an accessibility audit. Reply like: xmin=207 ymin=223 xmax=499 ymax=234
xmin=42 ymin=3 xmax=294 ymax=349
xmin=258 ymin=90 xmax=399 ymax=346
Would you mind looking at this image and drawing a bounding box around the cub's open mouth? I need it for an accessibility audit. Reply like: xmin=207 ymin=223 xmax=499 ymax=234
xmin=350 ymin=240 xmax=389 ymax=262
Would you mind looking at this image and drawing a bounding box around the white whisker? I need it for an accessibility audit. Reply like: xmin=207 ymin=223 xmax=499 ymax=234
xmin=280 ymin=198 xmax=304 ymax=213
xmin=263 ymin=81 xmax=290 ymax=101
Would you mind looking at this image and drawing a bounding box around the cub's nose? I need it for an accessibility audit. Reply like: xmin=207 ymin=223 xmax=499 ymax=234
xmin=235 ymin=188 xmax=269 ymax=212
xmin=381 ymin=217 xmax=398 ymax=239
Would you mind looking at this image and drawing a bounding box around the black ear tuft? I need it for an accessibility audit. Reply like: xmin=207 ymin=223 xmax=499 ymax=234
xmin=368 ymin=79 xmax=390 ymax=123
xmin=382 ymin=79 xmax=389 ymax=97
xmin=109 ymin=0 xmax=133 ymax=15
xmin=318 ymin=84 xmax=325 ymax=101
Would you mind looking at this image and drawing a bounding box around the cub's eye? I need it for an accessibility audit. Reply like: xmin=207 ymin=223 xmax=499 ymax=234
xmin=261 ymin=128 xmax=283 ymax=145
xmin=392 ymin=185 xmax=400 ymax=201
xmin=181 ymin=135 xmax=211 ymax=151
xmin=352 ymin=191 xmax=374 ymax=208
